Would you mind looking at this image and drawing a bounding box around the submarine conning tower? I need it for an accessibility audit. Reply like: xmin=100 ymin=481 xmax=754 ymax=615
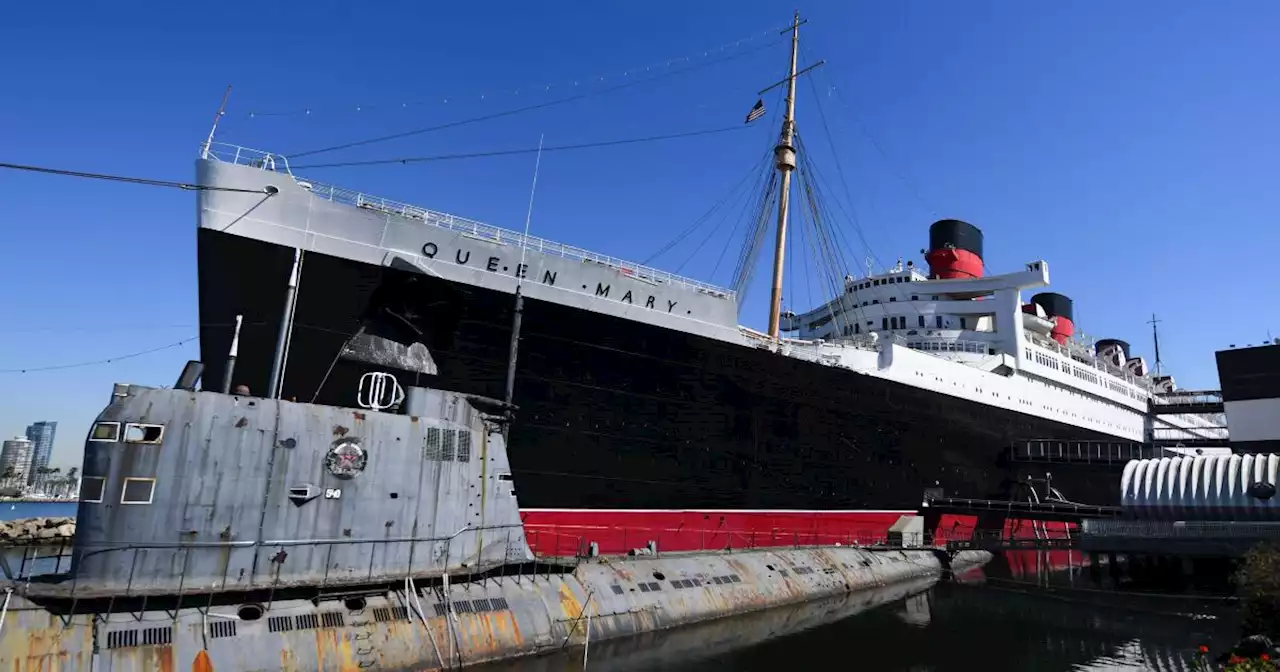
xmin=925 ymin=219 xmax=984 ymax=280
xmin=1031 ymin=292 xmax=1075 ymax=346
xmin=70 ymin=373 xmax=531 ymax=596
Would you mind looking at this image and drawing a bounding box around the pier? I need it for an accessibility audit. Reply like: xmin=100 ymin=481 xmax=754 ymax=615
xmin=1009 ymin=439 xmax=1168 ymax=467
xmin=1149 ymin=389 xmax=1226 ymax=415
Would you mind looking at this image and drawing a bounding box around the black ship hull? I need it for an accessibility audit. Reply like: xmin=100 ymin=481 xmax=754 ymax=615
xmin=197 ymin=229 xmax=1122 ymax=552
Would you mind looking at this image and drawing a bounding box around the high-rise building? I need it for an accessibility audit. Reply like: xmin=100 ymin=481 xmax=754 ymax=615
xmin=0 ymin=437 xmax=34 ymax=485
xmin=24 ymin=421 xmax=56 ymax=484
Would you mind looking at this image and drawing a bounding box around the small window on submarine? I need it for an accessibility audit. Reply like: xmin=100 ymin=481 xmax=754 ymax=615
xmin=123 ymin=423 xmax=165 ymax=444
xmin=89 ymin=422 xmax=120 ymax=442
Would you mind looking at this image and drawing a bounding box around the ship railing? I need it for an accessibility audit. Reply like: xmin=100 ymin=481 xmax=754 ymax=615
xmin=522 ymin=524 xmax=1052 ymax=558
xmin=0 ymin=524 xmax=1068 ymax=584
xmin=739 ymin=328 xmax=879 ymax=356
xmin=202 ymin=142 xmax=735 ymax=300
xmin=1016 ymin=439 xmax=1166 ymax=464
xmin=0 ymin=523 xmax=534 ymax=595
xmin=203 ymin=142 xmax=293 ymax=175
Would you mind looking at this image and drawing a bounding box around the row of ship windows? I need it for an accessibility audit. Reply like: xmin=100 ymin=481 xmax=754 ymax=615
xmin=89 ymin=422 xmax=165 ymax=445
xmin=834 ymin=315 xmax=959 ymax=337
xmin=80 ymin=476 xmax=154 ymax=505
xmin=1023 ymin=349 xmax=1143 ymax=402
xmin=851 ymin=295 xmax=939 ymax=306
xmin=912 ymin=369 xmax=1136 ymax=434
xmin=846 ymin=276 xmax=919 ymax=293
xmin=908 ymin=341 xmax=995 ymax=355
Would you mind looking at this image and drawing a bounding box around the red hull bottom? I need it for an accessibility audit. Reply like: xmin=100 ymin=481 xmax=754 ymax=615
xmin=520 ymin=509 xmax=1083 ymax=575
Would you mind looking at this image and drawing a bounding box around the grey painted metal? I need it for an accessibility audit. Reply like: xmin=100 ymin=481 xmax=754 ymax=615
xmin=69 ymin=384 xmax=529 ymax=595
xmin=0 ymin=543 xmax=988 ymax=670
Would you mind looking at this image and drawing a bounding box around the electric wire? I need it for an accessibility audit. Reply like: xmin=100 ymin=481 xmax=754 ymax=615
xmin=0 ymin=162 xmax=277 ymax=194
xmin=287 ymin=39 xmax=786 ymax=159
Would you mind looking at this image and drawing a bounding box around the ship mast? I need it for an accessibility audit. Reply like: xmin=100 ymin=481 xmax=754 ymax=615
xmin=763 ymin=12 xmax=822 ymax=339
xmin=1148 ymin=313 xmax=1163 ymax=377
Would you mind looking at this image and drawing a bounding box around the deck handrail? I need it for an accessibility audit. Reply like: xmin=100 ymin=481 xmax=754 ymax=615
xmin=203 ymin=142 xmax=736 ymax=300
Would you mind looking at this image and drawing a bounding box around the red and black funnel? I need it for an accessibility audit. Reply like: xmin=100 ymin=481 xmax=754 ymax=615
xmin=1031 ymin=292 xmax=1074 ymax=345
xmin=925 ymin=219 xmax=984 ymax=280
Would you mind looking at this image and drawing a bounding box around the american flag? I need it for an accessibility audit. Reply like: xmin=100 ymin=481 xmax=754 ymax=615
xmin=744 ymin=99 xmax=766 ymax=124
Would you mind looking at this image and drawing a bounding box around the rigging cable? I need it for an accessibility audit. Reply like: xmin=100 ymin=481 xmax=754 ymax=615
xmin=248 ymin=26 xmax=790 ymax=119
xmin=0 ymin=321 xmax=255 ymax=374
xmin=726 ymin=73 xmax=792 ymax=299
xmin=794 ymin=146 xmax=853 ymax=337
xmin=287 ymin=126 xmax=749 ymax=170
xmin=685 ymin=157 xmax=770 ymax=277
xmin=0 ymin=337 xmax=198 ymax=374
xmin=803 ymin=43 xmax=937 ymax=218
xmin=0 ymin=162 xmax=277 ymax=194
xmin=643 ymin=148 xmax=770 ymax=266
xmin=711 ymin=76 xmax=792 ymax=289
xmin=287 ymin=39 xmax=786 ymax=159
xmin=801 ymin=131 xmax=929 ymax=328
xmin=676 ymin=133 xmax=779 ymax=276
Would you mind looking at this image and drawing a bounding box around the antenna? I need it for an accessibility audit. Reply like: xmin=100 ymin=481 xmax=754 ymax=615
xmin=1147 ymin=313 xmax=1163 ymax=377
xmin=763 ymin=12 xmax=825 ymax=340
xmin=201 ymin=86 xmax=232 ymax=160
xmin=504 ymin=134 xmax=546 ymax=411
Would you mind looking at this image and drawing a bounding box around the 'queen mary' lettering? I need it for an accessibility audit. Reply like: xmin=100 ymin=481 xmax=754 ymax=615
xmin=420 ymin=239 xmax=684 ymax=315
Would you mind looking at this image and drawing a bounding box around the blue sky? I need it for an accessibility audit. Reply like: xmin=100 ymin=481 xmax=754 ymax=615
xmin=1 ymin=1 xmax=1277 ymax=467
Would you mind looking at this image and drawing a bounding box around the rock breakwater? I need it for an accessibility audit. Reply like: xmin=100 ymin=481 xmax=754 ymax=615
xmin=0 ymin=517 xmax=75 ymax=543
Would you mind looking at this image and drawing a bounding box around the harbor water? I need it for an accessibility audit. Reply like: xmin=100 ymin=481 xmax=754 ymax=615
xmin=473 ymin=555 xmax=1244 ymax=671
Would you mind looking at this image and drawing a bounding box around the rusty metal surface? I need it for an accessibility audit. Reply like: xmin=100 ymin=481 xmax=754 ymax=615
xmin=0 ymin=547 xmax=988 ymax=670
xmin=468 ymin=575 xmax=944 ymax=672
xmin=70 ymin=385 xmax=531 ymax=596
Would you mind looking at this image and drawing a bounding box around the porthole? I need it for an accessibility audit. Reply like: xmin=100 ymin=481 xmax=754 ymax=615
xmin=237 ymin=604 xmax=265 ymax=621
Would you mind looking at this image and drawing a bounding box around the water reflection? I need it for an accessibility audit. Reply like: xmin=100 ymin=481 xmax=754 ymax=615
xmin=477 ymin=558 xmax=1242 ymax=671
xmin=471 ymin=575 xmax=944 ymax=672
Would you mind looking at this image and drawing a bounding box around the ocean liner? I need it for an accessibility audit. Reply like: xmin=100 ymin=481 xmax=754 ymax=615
xmin=193 ymin=18 xmax=1224 ymax=554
